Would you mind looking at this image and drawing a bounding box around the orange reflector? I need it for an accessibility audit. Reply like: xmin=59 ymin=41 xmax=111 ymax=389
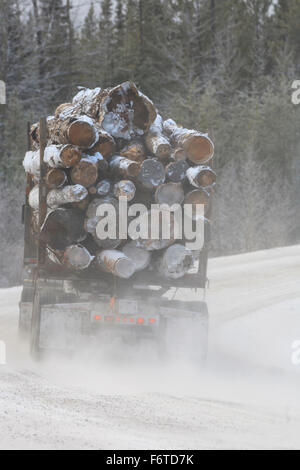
xmin=149 ymin=318 xmax=156 ymax=324
xmin=116 ymin=318 xmax=121 ymax=322
xmin=110 ymin=297 xmax=116 ymax=310
xmin=130 ymin=318 xmax=135 ymax=323
xmin=95 ymin=315 xmax=101 ymax=321
xmin=137 ymin=318 xmax=145 ymax=324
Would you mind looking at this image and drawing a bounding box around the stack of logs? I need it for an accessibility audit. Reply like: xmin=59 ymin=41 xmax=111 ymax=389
xmin=23 ymin=81 xmax=216 ymax=280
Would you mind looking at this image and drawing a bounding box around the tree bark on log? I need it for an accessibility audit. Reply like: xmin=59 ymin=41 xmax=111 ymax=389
xmin=145 ymin=115 xmax=172 ymax=160
xmin=158 ymin=244 xmax=193 ymax=279
xmin=120 ymin=140 xmax=146 ymax=163
xmin=114 ymin=180 xmax=136 ymax=201
xmin=166 ymin=160 xmax=189 ymax=183
xmin=96 ymin=250 xmax=136 ymax=279
xmin=110 ymin=155 xmax=141 ymax=179
xmin=23 ymin=145 xmax=82 ymax=178
xmin=70 ymin=157 xmax=99 ymax=188
xmin=45 ymin=168 xmax=67 ymax=189
xmin=41 ymin=208 xmax=86 ymax=251
xmin=138 ymin=158 xmax=165 ymax=190
xmin=186 ymin=165 xmax=216 ymax=188
xmin=28 ymin=186 xmax=40 ymax=211
xmin=47 ymin=185 xmax=88 ymax=209
xmin=155 ymin=183 xmax=184 ymax=206
xmin=122 ymin=241 xmax=151 ymax=272
xmin=35 ymin=115 xmax=99 ymax=149
xmin=163 ymin=119 xmax=214 ymax=164
xmin=98 ymin=81 xmax=157 ymax=140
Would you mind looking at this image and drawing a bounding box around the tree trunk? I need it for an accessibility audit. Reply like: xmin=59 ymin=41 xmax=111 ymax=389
xmin=70 ymin=157 xmax=99 ymax=188
xmin=47 ymin=185 xmax=88 ymax=209
xmin=163 ymin=119 xmax=214 ymax=164
xmin=145 ymin=115 xmax=172 ymax=160
xmin=110 ymin=155 xmax=141 ymax=179
xmin=158 ymin=244 xmax=193 ymax=279
xmin=96 ymin=250 xmax=136 ymax=279
xmin=114 ymin=180 xmax=136 ymax=201
xmin=154 ymin=183 xmax=184 ymax=206
xmin=45 ymin=168 xmax=67 ymax=189
xmin=166 ymin=160 xmax=189 ymax=183
xmin=86 ymin=152 xmax=109 ymax=174
xmin=41 ymin=208 xmax=86 ymax=251
xmin=89 ymin=180 xmax=112 ymax=197
xmin=186 ymin=165 xmax=216 ymax=188
xmin=123 ymin=241 xmax=151 ymax=272
xmin=138 ymin=158 xmax=165 ymax=190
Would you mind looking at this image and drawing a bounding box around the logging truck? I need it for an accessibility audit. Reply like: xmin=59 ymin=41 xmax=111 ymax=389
xmin=19 ymin=83 xmax=212 ymax=361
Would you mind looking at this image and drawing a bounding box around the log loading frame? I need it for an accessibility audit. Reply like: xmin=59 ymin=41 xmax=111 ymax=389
xmin=20 ymin=118 xmax=210 ymax=359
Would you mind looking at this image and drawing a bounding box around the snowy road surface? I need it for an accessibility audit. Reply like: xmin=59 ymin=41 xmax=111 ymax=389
xmin=0 ymin=245 xmax=300 ymax=450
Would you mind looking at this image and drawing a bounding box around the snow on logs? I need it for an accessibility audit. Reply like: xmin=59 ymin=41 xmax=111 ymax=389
xmin=23 ymin=81 xmax=216 ymax=280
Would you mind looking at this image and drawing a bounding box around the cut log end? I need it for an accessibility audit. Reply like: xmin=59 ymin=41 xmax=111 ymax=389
xmin=61 ymin=145 xmax=82 ymax=167
xmin=63 ymin=245 xmax=94 ymax=270
xmin=68 ymin=120 xmax=97 ymax=148
xmin=45 ymin=169 xmax=67 ymax=189
xmin=70 ymin=158 xmax=99 ymax=188
xmin=138 ymin=158 xmax=165 ymax=190
xmin=155 ymin=183 xmax=184 ymax=206
xmin=186 ymin=135 xmax=214 ymax=164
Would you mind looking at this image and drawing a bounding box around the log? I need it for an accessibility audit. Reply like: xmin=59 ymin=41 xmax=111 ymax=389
xmin=170 ymin=148 xmax=186 ymax=162
xmin=28 ymin=186 xmax=40 ymax=211
xmin=184 ymin=189 xmax=210 ymax=219
xmin=47 ymin=185 xmax=88 ymax=209
xmin=72 ymin=195 xmax=90 ymax=211
xmin=47 ymin=115 xmax=99 ymax=149
xmin=114 ymin=180 xmax=136 ymax=202
xmin=145 ymin=115 xmax=172 ymax=160
xmin=138 ymin=158 xmax=165 ymax=190
xmin=158 ymin=244 xmax=193 ymax=279
xmin=166 ymin=160 xmax=189 ymax=183
xmin=70 ymin=157 xmax=99 ymax=188
xmin=86 ymin=152 xmax=109 ymax=174
xmin=85 ymin=197 xmax=121 ymax=250
xmin=110 ymin=155 xmax=140 ymax=179
xmin=129 ymin=210 xmax=175 ymax=251
xmin=23 ymin=145 xmax=81 ymax=178
xmin=88 ymin=129 xmax=116 ymax=159
xmin=96 ymin=250 xmax=136 ymax=279
xmin=63 ymin=245 xmax=94 ymax=270
xmin=163 ymin=119 xmax=214 ymax=164
xmin=122 ymin=241 xmax=151 ymax=272
xmin=96 ymin=180 xmax=112 ymax=197
xmin=41 ymin=208 xmax=86 ymax=251
xmin=120 ymin=140 xmax=146 ymax=163
xmin=71 ymin=87 xmax=103 ymax=119
xmin=89 ymin=180 xmax=111 ymax=197
xmin=186 ymin=165 xmax=217 ymax=188
xmin=98 ymin=81 xmax=157 ymax=140
xmin=45 ymin=168 xmax=67 ymax=189
xmin=154 ymin=183 xmax=184 ymax=206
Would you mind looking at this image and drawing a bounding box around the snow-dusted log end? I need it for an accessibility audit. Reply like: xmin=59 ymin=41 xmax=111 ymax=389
xmin=99 ymin=81 xmax=157 ymax=140
xmin=96 ymin=250 xmax=136 ymax=279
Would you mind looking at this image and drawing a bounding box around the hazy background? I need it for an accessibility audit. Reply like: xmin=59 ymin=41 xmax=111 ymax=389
xmin=0 ymin=0 xmax=299 ymax=286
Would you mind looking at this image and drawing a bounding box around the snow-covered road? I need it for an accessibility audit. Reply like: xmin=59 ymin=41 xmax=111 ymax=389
xmin=0 ymin=245 xmax=300 ymax=450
